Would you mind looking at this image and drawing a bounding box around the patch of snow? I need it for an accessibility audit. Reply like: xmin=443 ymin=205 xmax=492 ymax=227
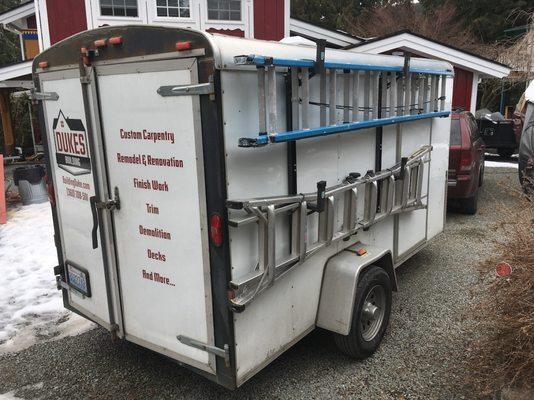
xmin=0 ymin=203 xmax=94 ymax=354
xmin=0 ymin=383 xmax=44 ymax=400
xmin=485 ymin=161 xmax=518 ymax=169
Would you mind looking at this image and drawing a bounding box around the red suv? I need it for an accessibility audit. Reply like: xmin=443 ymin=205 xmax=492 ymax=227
xmin=448 ymin=111 xmax=485 ymax=214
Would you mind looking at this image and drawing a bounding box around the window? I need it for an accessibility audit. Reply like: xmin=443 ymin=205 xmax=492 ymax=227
xmin=156 ymin=0 xmax=190 ymax=18
xmin=207 ymin=0 xmax=241 ymax=21
xmin=101 ymin=0 xmax=138 ymax=17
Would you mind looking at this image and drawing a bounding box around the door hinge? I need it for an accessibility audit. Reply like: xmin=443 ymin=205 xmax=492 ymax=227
xmin=177 ymin=335 xmax=230 ymax=367
xmin=30 ymin=91 xmax=59 ymax=101
xmin=157 ymin=82 xmax=214 ymax=97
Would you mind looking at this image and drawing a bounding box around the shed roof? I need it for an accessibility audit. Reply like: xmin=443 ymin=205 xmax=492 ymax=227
xmin=346 ymin=30 xmax=510 ymax=78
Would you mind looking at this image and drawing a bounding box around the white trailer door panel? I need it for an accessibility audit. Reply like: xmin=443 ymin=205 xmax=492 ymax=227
xmin=95 ymin=59 xmax=215 ymax=373
xmin=40 ymin=70 xmax=112 ymax=326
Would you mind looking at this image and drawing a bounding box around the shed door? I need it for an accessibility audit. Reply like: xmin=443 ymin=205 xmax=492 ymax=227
xmin=95 ymin=58 xmax=215 ymax=373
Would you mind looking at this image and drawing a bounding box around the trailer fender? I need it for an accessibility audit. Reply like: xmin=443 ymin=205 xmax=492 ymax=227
xmin=316 ymin=243 xmax=396 ymax=335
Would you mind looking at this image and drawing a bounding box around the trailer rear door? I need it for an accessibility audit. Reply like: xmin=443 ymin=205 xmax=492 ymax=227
xmin=40 ymin=68 xmax=115 ymax=329
xmin=95 ymin=58 xmax=215 ymax=373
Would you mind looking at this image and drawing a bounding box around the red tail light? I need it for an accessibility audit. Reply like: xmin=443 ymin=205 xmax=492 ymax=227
xmin=459 ymin=150 xmax=472 ymax=172
xmin=175 ymin=41 xmax=191 ymax=51
xmin=38 ymin=61 xmax=49 ymax=69
xmin=210 ymin=214 xmax=223 ymax=247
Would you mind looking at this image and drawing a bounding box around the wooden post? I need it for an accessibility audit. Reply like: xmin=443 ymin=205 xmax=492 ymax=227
xmin=0 ymin=90 xmax=14 ymax=156
xmin=0 ymin=154 xmax=6 ymax=224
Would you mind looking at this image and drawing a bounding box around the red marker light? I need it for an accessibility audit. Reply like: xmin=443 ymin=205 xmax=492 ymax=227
xmin=175 ymin=41 xmax=191 ymax=51
xmin=94 ymin=39 xmax=107 ymax=48
xmin=38 ymin=61 xmax=49 ymax=69
xmin=356 ymin=248 xmax=367 ymax=256
xmin=227 ymin=289 xmax=236 ymax=300
xmin=496 ymin=262 xmax=512 ymax=277
xmin=210 ymin=214 xmax=223 ymax=247
xmin=109 ymin=36 xmax=123 ymax=45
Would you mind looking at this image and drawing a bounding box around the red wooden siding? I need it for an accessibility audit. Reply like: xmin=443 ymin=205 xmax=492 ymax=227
xmin=254 ymin=0 xmax=284 ymax=41
xmin=452 ymin=67 xmax=473 ymax=112
xmin=46 ymin=0 xmax=87 ymax=45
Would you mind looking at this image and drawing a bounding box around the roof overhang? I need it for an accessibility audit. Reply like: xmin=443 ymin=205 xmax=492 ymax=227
xmin=0 ymin=1 xmax=35 ymax=28
xmin=289 ymin=18 xmax=361 ymax=48
xmin=0 ymin=60 xmax=32 ymax=82
xmin=349 ymin=31 xmax=510 ymax=78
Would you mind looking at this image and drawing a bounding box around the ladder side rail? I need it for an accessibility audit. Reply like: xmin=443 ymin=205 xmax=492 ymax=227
xmin=372 ymin=72 xmax=379 ymax=119
xmin=382 ymin=72 xmax=389 ymax=118
xmin=390 ymin=72 xmax=397 ymax=116
xmin=433 ymin=75 xmax=440 ymax=112
xmin=423 ymin=75 xmax=431 ymax=113
xmin=291 ymin=67 xmax=300 ymax=130
xmin=363 ymin=71 xmax=371 ymax=121
xmin=404 ymin=72 xmax=412 ymax=115
xmin=410 ymin=75 xmax=417 ymax=115
xmin=329 ymin=69 xmax=337 ymax=125
xmin=363 ymin=181 xmax=378 ymax=225
xmin=302 ymin=68 xmax=310 ymax=129
xmin=267 ymin=66 xmax=277 ymax=135
xmin=257 ymin=67 xmax=266 ymax=134
xmin=430 ymin=74 xmax=437 ymax=113
xmin=320 ymin=64 xmax=327 ymax=126
xmin=417 ymin=75 xmax=425 ymax=114
xmin=440 ymin=74 xmax=447 ymax=111
xmin=343 ymin=70 xmax=351 ymax=123
xmin=352 ymin=71 xmax=360 ymax=122
xmin=397 ymin=73 xmax=405 ymax=116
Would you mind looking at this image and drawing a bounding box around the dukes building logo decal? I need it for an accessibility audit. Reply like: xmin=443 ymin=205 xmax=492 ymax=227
xmin=52 ymin=110 xmax=91 ymax=176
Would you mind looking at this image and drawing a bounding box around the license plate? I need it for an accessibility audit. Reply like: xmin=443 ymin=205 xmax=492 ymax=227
xmin=66 ymin=263 xmax=91 ymax=297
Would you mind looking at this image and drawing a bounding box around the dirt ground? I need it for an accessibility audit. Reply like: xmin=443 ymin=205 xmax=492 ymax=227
xmin=0 ymin=167 xmax=521 ymax=400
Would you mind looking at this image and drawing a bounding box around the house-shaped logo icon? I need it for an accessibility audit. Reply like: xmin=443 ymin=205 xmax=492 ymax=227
xmin=52 ymin=110 xmax=91 ymax=176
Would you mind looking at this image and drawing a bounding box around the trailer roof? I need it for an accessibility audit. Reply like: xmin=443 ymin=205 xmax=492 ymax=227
xmin=205 ymin=32 xmax=453 ymax=74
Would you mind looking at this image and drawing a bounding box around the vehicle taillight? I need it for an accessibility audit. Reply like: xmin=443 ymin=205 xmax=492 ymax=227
xmin=210 ymin=214 xmax=223 ymax=247
xmin=459 ymin=150 xmax=472 ymax=172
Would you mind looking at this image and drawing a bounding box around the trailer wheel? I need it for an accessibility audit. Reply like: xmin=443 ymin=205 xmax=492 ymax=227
xmin=461 ymin=189 xmax=478 ymax=215
xmin=334 ymin=266 xmax=392 ymax=359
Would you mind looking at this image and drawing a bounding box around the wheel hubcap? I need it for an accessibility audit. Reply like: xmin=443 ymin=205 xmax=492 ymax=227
xmin=360 ymin=285 xmax=386 ymax=342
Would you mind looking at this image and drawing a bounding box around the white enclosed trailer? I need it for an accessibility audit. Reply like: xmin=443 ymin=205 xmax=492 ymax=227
xmin=33 ymin=26 xmax=453 ymax=389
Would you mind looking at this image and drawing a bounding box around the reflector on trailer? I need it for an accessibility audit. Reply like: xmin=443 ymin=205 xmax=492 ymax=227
xmin=496 ymin=262 xmax=512 ymax=277
xmin=109 ymin=36 xmax=123 ymax=45
xmin=210 ymin=214 xmax=223 ymax=247
xmin=175 ymin=41 xmax=191 ymax=51
xmin=38 ymin=61 xmax=49 ymax=69
xmin=94 ymin=39 xmax=107 ymax=48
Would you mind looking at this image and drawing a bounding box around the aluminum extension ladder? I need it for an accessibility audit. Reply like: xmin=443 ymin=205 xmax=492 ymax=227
xmin=227 ymin=145 xmax=432 ymax=310
xmin=235 ymin=50 xmax=452 ymax=147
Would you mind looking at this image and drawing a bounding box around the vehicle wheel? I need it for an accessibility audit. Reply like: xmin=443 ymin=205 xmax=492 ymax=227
xmin=461 ymin=190 xmax=478 ymax=215
xmin=334 ymin=266 xmax=392 ymax=359
xmin=498 ymin=148 xmax=514 ymax=158
xmin=479 ymin=164 xmax=484 ymax=187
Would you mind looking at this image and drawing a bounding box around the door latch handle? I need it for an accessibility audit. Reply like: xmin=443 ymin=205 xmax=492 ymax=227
xmin=95 ymin=187 xmax=121 ymax=211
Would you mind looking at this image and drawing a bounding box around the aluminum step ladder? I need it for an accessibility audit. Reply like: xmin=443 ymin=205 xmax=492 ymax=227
xmin=235 ymin=51 xmax=452 ymax=147
xmin=227 ymin=145 xmax=432 ymax=310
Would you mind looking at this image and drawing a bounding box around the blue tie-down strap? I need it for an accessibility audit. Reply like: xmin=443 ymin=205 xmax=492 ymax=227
xmin=238 ymin=111 xmax=451 ymax=148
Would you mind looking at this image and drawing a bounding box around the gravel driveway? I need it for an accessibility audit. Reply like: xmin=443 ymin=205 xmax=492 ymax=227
xmin=0 ymin=168 xmax=521 ymax=400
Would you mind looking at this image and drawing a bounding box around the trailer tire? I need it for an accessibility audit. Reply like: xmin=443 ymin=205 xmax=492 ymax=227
xmin=334 ymin=266 xmax=392 ymax=359
xmin=461 ymin=190 xmax=478 ymax=215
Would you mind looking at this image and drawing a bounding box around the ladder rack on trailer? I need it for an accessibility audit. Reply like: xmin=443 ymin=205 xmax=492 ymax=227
xmin=227 ymin=145 xmax=431 ymax=309
xmin=235 ymin=52 xmax=452 ymax=147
